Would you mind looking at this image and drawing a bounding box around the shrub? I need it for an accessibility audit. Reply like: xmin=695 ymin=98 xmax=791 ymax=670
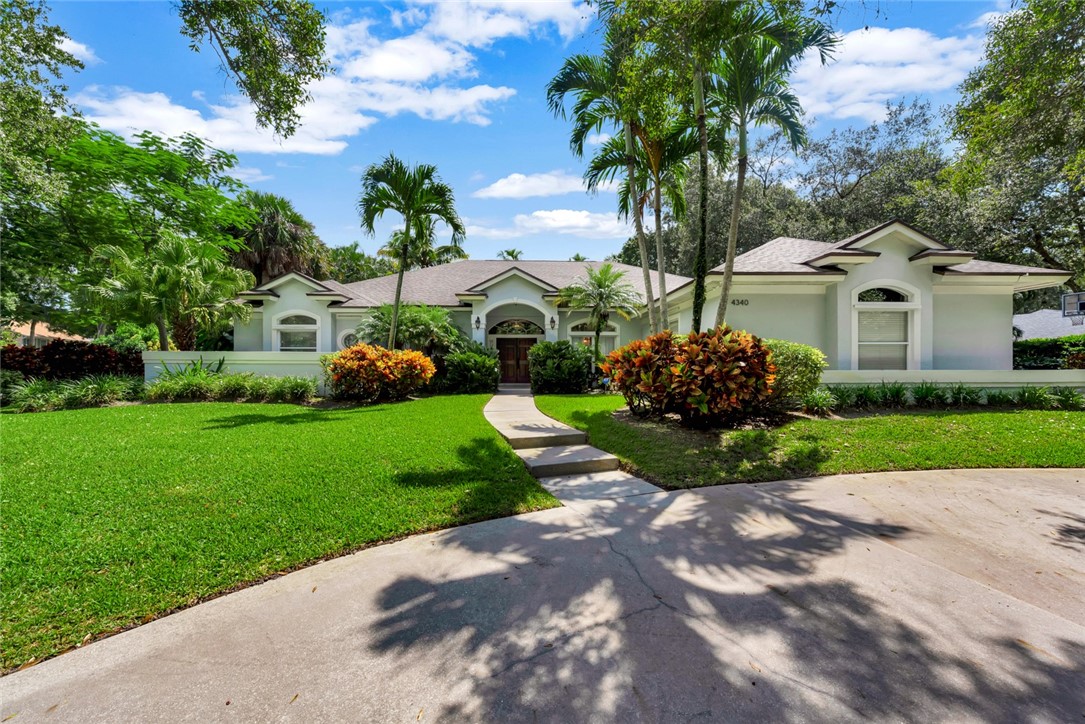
xmin=802 ymin=387 xmax=837 ymax=416
xmin=1051 ymin=386 xmax=1085 ymax=411
xmin=983 ymin=388 xmax=1014 ymax=407
xmin=761 ymin=339 xmax=827 ymax=408
xmin=528 ymin=340 xmax=594 ymax=394
xmin=145 ymin=369 xmax=317 ymax=404
xmin=1013 ymin=333 xmax=1085 ymax=369
xmin=321 ymin=343 xmax=435 ymax=402
xmin=875 ymin=381 xmax=909 ymax=408
xmin=604 ymin=326 xmax=775 ymax=427
xmin=852 ymin=385 xmax=880 ymax=410
xmin=265 ymin=375 xmax=318 ymax=403
xmin=1014 ymin=386 xmax=1055 ymax=409
xmin=10 ymin=378 xmax=65 ymax=413
xmin=1067 ymin=352 xmax=1085 ymax=370
xmin=442 ymin=351 xmax=500 ymax=394
xmin=947 ymin=383 xmax=983 ymax=407
xmin=94 ymin=322 xmax=159 ymax=354
xmin=910 ymin=381 xmax=947 ymax=408
xmin=825 ymin=384 xmax=857 ymax=410
xmin=0 ymin=369 xmax=23 ymax=406
xmin=5 ymin=374 xmax=142 ymax=412
xmin=0 ymin=340 xmax=142 ymax=380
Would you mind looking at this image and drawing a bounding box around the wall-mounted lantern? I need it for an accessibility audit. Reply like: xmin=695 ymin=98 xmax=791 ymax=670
xmin=549 ymin=316 xmax=557 ymax=330
xmin=474 ymin=316 xmax=481 ymax=330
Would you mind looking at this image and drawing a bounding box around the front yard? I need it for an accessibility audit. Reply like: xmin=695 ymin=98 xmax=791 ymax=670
xmin=0 ymin=396 xmax=557 ymax=671
xmin=535 ymin=394 xmax=1085 ymax=489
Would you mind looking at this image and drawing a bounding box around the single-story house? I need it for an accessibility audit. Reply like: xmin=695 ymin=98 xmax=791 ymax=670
xmin=230 ymin=220 xmax=1070 ymax=381
xmin=4 ymin=321 xmax=88 ymax=348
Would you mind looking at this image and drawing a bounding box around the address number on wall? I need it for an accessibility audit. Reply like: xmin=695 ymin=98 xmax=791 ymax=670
xmin=730 ymin=298 xmax=750 ymax=306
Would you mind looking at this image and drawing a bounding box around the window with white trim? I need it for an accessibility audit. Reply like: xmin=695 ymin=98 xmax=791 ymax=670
xmin=569 ymin=321 xmax=619 ymax=355
xmin=854 ymin=286 xmax=915 ymax=370
xmin=339 ymin=331 xmax=359 ymax=350
xmin=274 ymin=313 xmax=319 ymax=351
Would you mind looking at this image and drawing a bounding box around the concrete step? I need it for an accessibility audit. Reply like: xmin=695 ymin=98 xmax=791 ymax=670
xmin=503 ymin=426 xmax=587 ymax=450
xmin=515 ymin=444 xmax=620 ymax=478
xmin=537 ymin=470 xmax=663 ymax=501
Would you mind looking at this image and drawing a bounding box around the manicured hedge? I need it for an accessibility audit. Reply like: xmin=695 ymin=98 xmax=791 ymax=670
xmin=441 ymin=351 xmax=500 ymax=394
xmin=1013 ymin=333 xmax=1085 ymax=369
xmin=527 ymin=340 xmax=594 ymax=394
xmin=0 ymin=340 xmax=143 ymax=380
xmin=762 ymin=339 xmax=827 ymax=408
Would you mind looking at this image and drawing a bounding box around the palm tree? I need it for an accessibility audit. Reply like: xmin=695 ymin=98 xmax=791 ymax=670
xmin=497 ymin=248 xmax=523 ymax=260
xmin=358 ymin=153 xmax=464 ymax=349
xmin=379 ymin=215 xmax=467 ymax=269
xmin=547 ymin=21 xmax=658 ymax=334
xmin=228 ymin=191 xmax=326 ymax=285
xmin=558 ymin=263 xmax=641 ymax=362
xmin=87 ymin=234 xmax=254 ymax=350
xmin=570 ymin=253 xmax=588 ymax=261
xmin=710 ymin=12 xmax=836 ymax=325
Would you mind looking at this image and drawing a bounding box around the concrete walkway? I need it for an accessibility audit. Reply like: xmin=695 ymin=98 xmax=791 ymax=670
xmin=484 ymin=387 xmax=662 ymax=501
xmin=3 ymin=468 xmax=1083 ymax=722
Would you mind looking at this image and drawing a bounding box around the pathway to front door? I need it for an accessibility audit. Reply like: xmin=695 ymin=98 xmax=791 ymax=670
xmin=496 ymin=338 xmax=534 ymax=384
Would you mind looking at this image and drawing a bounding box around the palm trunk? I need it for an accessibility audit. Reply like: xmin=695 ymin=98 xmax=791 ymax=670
xmin=387 ymin=217 xmax=411 ymax=349
xmin=156 ymin=315 xmax=169 ymax=351
xmin=172 ymin=316 xmax=195 ymax=351
xmin=716 ymin=121 xmax=748 ymax=327
xmin=653 ymin=180 xmax=669 ymax=329
xmin=691 ymin=63 xmax=709 ymax=333
xmin=625 ymin=121 xmax=657 ymax=334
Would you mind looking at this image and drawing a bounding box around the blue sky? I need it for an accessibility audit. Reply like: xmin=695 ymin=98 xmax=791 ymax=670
xmin=51 ymin=0 xmax=1005 ymax=261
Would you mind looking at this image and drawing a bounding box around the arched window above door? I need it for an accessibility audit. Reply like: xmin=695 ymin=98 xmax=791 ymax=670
xmin=489 ymin=319 xmax=545 ymax=335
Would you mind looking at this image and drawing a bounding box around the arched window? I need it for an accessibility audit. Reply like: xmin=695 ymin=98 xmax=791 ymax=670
xmin=338 ymin=330 xmax=359 ymax=350
xmin=488 ymin=319 xmax=545 ymax=335
xmin=273 ymin=311 xmax=319 ymax=352
xmin=853 ymin=283 xmax=919 ymax=370
xmin=569 ymin=321 xmax=617 ymax=333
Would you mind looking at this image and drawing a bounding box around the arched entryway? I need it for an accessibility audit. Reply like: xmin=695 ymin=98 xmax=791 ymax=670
xmin=489 ymin=318 xmax=544 ymax=383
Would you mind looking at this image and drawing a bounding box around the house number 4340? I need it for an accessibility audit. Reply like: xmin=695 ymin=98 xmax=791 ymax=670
xmin=730 ymin=298 xmax=750 ymax=306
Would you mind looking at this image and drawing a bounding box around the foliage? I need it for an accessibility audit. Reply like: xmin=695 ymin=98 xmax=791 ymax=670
xmin=227 ymin=190 xmax=327 ymax=285
xmin=1013 ymin=334 xmax=1085 ymax=369
xmin=0 ymin=397 xmax=556 ymax=668
xmin=527 ymin=340 xmax=595 ymax=394
xmin=909 ymin=381 xmax=948 ymax=408
xmin=947 ymin=383 xmax=983 ymax=408
xmin=557 ymin=263 xmax=641 ymax=361
xmin=1051 ymin=387 xmax=1085 ymax=411
xmin=496 ymin=248 xmax=523 ymax=260
xmin=0 ymin=369 xmax=25 ymax=406
xmin=440 ymin=351 xmax=500 ymax=394
xmin=324 ymin=242 xmax=395 ymax=283
xmin=321 ymin=343 xmax=436 ymax=402
xmin=94 ymin=322 xmax=160 ymax=354
xmin=761 ymin=338 xmax=826 ymax=408
xmin=875 ymin=381 xmax=910 ymax=409
xmin=356 ymin=304 xmax=466 ymax=359
xmin=604 ymin=326 xmax=775 ymax=427
xmin=824 ymin=384 xmax=856 ymax=410
xmin=145 ymin=369 xmax=316 ymax=404
xmin=852 ymin=385 xmax=880 ymax=410
xmin=0 ymin=339 xmax=142 ymax=380
xmin=536 ymin=394 xmax=1085 ymax=490
xmin=8 ymin=374 xmax=143 ymax=413
xmin=983 ymin=389 xmax=1015 ymax=407
xmin=1014 ymin=386 xmax=1056 ymax=409
xmin=801 ymin=387 xmax=836 ymax=416
xmin=177 ymin=0 xmax=329 ymax=138
xmin=358 ymin=153 xmax=465 ymax=348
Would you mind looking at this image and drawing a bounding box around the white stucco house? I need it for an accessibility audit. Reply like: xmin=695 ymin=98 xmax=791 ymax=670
xmin=147 ymin=220 xmax=1079 ymax=388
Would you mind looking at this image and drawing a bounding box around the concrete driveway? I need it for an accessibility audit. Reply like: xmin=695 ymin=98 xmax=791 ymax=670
xmin=3 ymin=468 xmax=1083 ymax=722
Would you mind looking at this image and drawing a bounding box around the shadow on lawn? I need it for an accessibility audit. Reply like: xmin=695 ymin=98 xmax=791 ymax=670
xmin=365 ymin=485 xmax=1085 ymax=721
xmin=201 ymin=405 xmax=383 ymax=430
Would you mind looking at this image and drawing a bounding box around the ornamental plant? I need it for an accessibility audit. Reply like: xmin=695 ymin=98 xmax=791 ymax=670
xmin=321 ymin=343 xmax=435 ymax=402
xmin=603 ymin=330 xmax=676 ymax=418
xmin=0 ymin=340 xmax=143 ymax=380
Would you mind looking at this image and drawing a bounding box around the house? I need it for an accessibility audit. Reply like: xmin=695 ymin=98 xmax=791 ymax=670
xmin=230 ymin=220 xmax=1070 ymax=381
xmin=1014 ymin=309 xmax=1085 ymax=340
xmin=4 ymin=321 xmax=88 ymax=348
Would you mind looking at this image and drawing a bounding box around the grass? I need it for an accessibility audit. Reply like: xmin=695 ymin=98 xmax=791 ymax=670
xmin=536 ymin=394 xmax=1085 ymax=490
xmin=0 ymin=396 xmax=556 ymax=671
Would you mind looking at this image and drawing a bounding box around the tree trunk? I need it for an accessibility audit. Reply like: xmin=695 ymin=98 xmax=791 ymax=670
xmin=716 ymin=121 xmax=748 ymax=327
xmin=625 ymin=121 xmax=657 ymax=334
xmin=653 ymin=180 xmax=670 ymax=328
xmin=387 ymin=218 xmax=411 ymax=349
xmin=691 ymin=63 xmax=709 ymax=333
xmin=156 ymin=315 xmax=169 ymax=351
xmin=172 ymin=316 xmax=195 ymax=351
xmin=28 ymin=319 xmax=38 ymax=347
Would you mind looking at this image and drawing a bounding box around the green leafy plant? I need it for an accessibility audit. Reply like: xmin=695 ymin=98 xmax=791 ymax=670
xmin=528 ymin=340 xmax=595 ymax=394
xmin=321 ymin=343 xmax=436 ymax=402
xmin=910 ymin=381 xmax=947 ymax=408
xmin=441 ymin=351 xmax=500 ymax=394
xmin=802 ymin=387 xmax=837 ymax=417
xmin=1014 ymin=386 xmax=1056 ymax=409
xmin=825 ymin=385 xmax=857 ymax=410
xmin=947 ymin=383 xmax=983 ymax=408
xmin=762 ymin=339 xmax=827 ymax=408
xmin=876 ymin=381 xmax=909 ymax=408
xmin=10 ymin=378 xmax=65 ymax=413
xmin=0 ymin=369 xmax=24 ymax=406
xmin=603 ymin=330 xmax=677 ymax=418
xmin=356 ymin=304 xmax=467 ymax=358
xmin=1013 ymin=334 xmax=1085 ymax=370
xmin=983 ymin=389 xmax=1014 ymax=407
xmin=852 ymin=385 xmax=880 ymax=410
xmin=265 ymin=376 xmax=318 ymax=403
xmin=7 ymin=374 xmax=144 ymax=412
xmin=1051 ymin=386 xmax=1085 ymax=411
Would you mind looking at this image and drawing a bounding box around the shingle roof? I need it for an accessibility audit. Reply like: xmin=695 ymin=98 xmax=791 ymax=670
xmin=326 ymin=260 xmax=690 ymax=308
xmin=935 ymin=259 xmax=1069 ymax=276
xmin=1013 ymin=309 xmax=1085 ymax=340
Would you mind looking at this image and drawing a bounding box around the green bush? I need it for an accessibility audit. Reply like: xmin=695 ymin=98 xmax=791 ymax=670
xmin=983 ymin=389 xmax=1014 ymax=406
xmin=1013 ymin=334 xmax=1085 ymax=370
xmin=1 ymin=369 xmax=24 ymax=406
xmin=853 ymin=385 xmax=880 ymax=409
xmin=876 ymin=381 xmax=909 ymax=408
xmin=8 ymin=374 xmax=143 ymax=412
xmin=442 ymin=351 xmax=500 ymax=394
xmin=825 ymin=384 xmax=857 ymax=410
xmin=146 ymin=366 xmax=317 ymax=404
xmin=802 ymin=387 xmax=837 ymax=416
xmin=1014 ymin=386 xmax=1056 ymax=409
xmin=528 ymin=340 xmax=594 ymax=394
xmin=1051 ymin=386 xmax=1085 ymax=411
xmin=947 ymin=383 xmax=983 ymax=407
xmin=762 ymin=339 xmax=827 ymax=408
xmin=910 ymin=381 xmax=947 ymax=408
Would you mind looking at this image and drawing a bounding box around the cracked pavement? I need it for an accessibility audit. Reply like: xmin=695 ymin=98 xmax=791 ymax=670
xmin=3 ymin=468 xmax=1084 ymax=722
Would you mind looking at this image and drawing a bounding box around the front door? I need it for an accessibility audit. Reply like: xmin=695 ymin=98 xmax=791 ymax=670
xmin=497 ymin=338 xmax=535 ymax=383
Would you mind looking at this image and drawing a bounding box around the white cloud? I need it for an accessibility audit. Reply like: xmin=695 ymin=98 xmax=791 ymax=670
xmin=793 ymin=26 xmax=983 ymax=122
xmin=468 ymin=209 xmax=631 ymax=240
xmin=60 ymin=37 xmax=100 ymax=65
xmin=231 ymin=166 xmax=273 ymax=183
xmin=420 ymin=0 xmax=592 ymax=47
xmin=474 ymin=170 xmax=593 ymax=198
xmin=968 ymin=11 xmax=1005 ymax=29
xmin=587 ymin=132 xmax=611 ymax=146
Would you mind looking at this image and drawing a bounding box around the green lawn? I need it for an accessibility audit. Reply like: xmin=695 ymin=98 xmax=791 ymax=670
xmin=0 ymin=396 xmax=556 ymax=671
xmin=536 ymin=394 xmax=1085 ymax=489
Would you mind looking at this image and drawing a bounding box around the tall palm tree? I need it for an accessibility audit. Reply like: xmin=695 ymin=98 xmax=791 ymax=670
xmin=710 ymin=13 xmax=836 ymax=325
xmin=358 ymin=153 xmax=464 ymax=349
xmin=228 ymin=191 xmax=326 ymax=285
xmin=547 ymin=21 xmax=658 ymax=334
xmin=87 ymin=234 xmax=254 ymax=350
xmin=379 ymin=215 xmax=467 ymax=269
xmin=497 ymin=248 xmax=523 ymax=260
xmin=570 ymin=253 xmax=588 ymax=261
xmin=558 ymin=263 xmax=641 ymax=362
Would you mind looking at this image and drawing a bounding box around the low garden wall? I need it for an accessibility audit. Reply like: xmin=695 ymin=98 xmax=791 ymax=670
xmin=143 ymin=352 xmax=327 ymax=392
xmin=822 ymin=369 xmax=1085 ymax=391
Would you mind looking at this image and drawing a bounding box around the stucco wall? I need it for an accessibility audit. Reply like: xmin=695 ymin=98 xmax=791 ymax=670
xmin=702 ymin=288 xmax=827 ymax=350
xmin=932 ymin=292 xmax=1012 ymax=369
xmin=234 ymin=312 xmax=263 ymax=351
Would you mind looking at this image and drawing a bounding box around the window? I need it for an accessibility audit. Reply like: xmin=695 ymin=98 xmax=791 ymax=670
xmin=853 ymin=284 xmax=918 ymax=370
xmin=274 ymin=312 xmax=319 ymax=352
xmin=488 ymin=319 xmax=545 ymax=335
xmin=569 ymin=322 xmax=616 ymax=333
xmin=569 ymin=320 xmax=618 ymax=355
xmin=339 ymin=331 xmax=358 ymax=349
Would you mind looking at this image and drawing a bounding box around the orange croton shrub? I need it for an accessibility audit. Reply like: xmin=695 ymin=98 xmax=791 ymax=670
xmin=321 ymin=343 xmax=436 ymax=402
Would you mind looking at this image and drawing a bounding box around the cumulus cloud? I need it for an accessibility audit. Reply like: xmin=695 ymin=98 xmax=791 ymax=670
xmin=60 ymin=37 xmax=100 ymax=65
xmin=420 ymin=0 xmax=592 ymax=46
xmin=468 ymin=209 xmax=631 ymax=240
xmin=792 ymin=26 xmax=983 ymax=122
xmin=230 ymin=166 xmax=274 ymax=183
xmin=586 ymin=132 xmax=611 ymax=146
xmin=473 ymin=170 xmax=591 ymax=198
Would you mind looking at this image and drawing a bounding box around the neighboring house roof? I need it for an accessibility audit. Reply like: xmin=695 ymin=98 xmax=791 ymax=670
xmin=6 ymin=322 xmax=88 ymax=342
xmin=1013 ymin=309 xmax=1085 ymax=340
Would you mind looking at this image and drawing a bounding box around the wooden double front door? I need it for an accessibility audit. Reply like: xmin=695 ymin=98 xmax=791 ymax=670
xmin=496 ymin=337 xmax=536 ymax=383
